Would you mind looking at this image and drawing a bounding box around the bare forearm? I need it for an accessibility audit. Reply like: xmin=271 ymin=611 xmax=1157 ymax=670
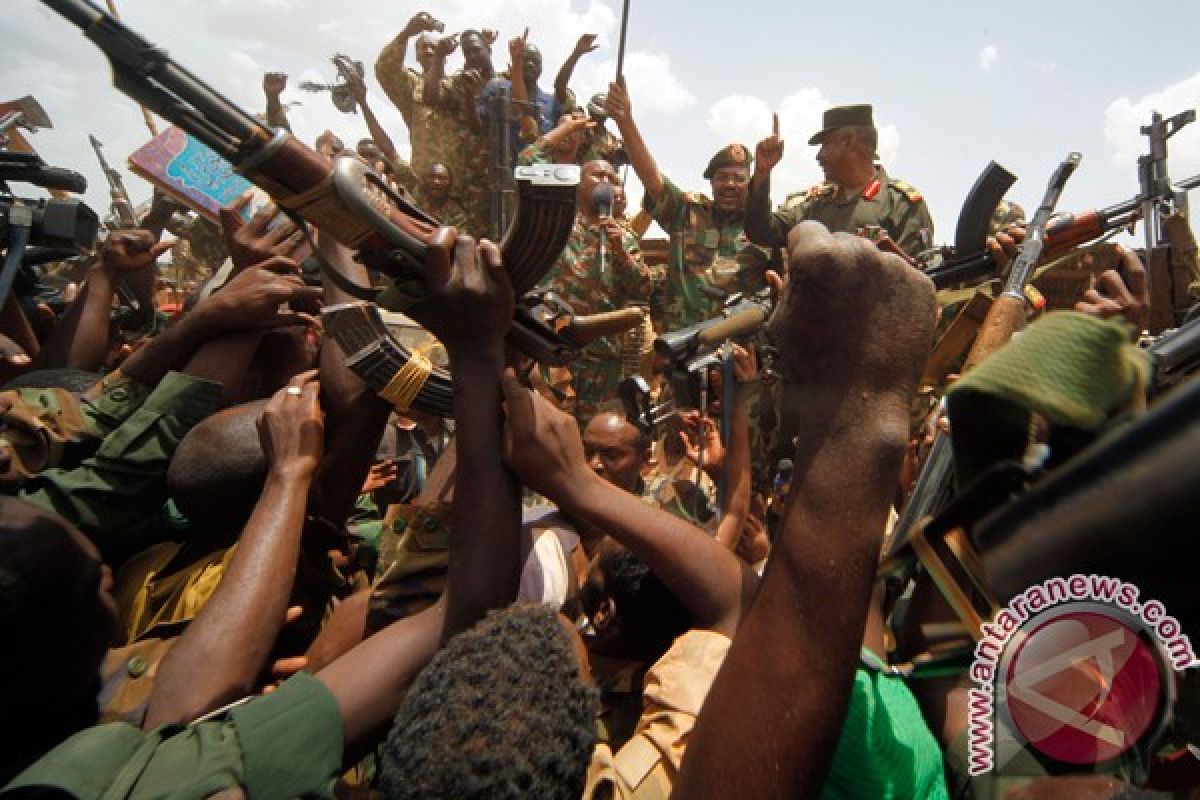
xmin=674 ymin=396 xmax=910 ymax=799
xmin=556 ymin=468 xmax=747 ymax=635
xmin=182 ymin=332 xmax=263 ymax=406
xmin=145 ymin=469 xmax=313 ymax=728
xmin=442 ymin=354 xmax=521 ymax=640
xmin=361 ymin=100 xmax=399 ymax=163
xmin=118 ymin=313 xmax=209 ymax=388
xmin=36 ymin=268 xmax=114 ymax=370
xmin=266 ymin=95 xmax=292 ymax=134
xmin=554 ymin=55 xmax=579 ymax=103
xmin=318 ymin=601 xmax=445 ymax=747
xmin=714 ymin=397 xmax=751 ymax=550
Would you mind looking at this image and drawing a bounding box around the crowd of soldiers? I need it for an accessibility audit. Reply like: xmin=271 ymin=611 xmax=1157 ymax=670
xmin=2 ymin=6 xmax=1200 ymax=800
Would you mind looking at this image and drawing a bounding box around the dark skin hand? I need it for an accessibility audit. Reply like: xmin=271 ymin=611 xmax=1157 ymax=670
xmin=674 ymin=222 xmax=936 ymax=799
xmin=501 ymin=369 xmax=755 ymax=638
xmin=218 ymin=194 xmax=309 ymax=272
xmin=144 ymin=371 xmax=324 ymax=728
xmin=33 ymin=229 xmax=173 ymax=372
xmin=605 ymin=76 xmax=666 ymax=203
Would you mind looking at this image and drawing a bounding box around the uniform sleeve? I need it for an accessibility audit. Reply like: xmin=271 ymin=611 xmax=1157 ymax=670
xmin=81 ymin=371 xmax=153 ymax=437
xmin=642 ymin=175 xmax=687 ymax=234
xmin=20 ymin=371 xmax=221 ymax=563
xmin=614 ymin=227 xmax=662 ymax=305
xmin=517 ymin=137 xmax=552 ymax=166
xmin=743 ymin=175 xmax=797 ymax=248
xmin=893 ymin=198 xmax=935 ymax=261
xmin=581 ymin=630 xmax=732 ymax=799
xmin=375 ymin=44 xmax=418 ymax=122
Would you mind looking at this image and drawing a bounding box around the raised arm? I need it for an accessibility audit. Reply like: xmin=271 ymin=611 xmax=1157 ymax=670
xmin=143 ymin=372 xmax=323 ymax=728
xmin=34 ymin=230 xmax=172 ymax=371
xmin=673 ymin=222 xmax=936 ymax=799
xmin=605 ymin=77 xmax=665 ymax=204
xmin=502 ymin=372 xmax=753 ymax=638
xmin=377 ymin=12 xmax=439 ymax=75
xmin=263 ymin=72 xmax=292 ymax=134
xmin=317 ymin=230 xmax=521 ymax=745
xmin=422 ymin=34 xmax=456 ymax=108
xmin=745 ymin=114 xmax=790 ymax=247
xmin=555 ymin=33 xmax=598 ymax=105
xmin=345 ymin=69 xmax=400 ymax=165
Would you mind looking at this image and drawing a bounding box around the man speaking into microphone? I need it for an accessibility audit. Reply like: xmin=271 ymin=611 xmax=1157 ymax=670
xmin=538 ymin=159 xmax=663 ymax=425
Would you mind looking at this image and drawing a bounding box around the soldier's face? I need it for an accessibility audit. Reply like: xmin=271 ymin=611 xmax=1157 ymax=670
xmin=423 ymin=164 xmax=452 ymax=200
xmin=710 ymin=166 xmax=750 ymax=215
xmin=415 ymin=34 xmax=438 ymax=70
xmin=461 ymin=35 xmax=491 ymax=71
xmin=522 ymin=47 xmax=543 ymax=86
xmin=583 ymin=413 xmax=646 ymax=493
xmin=579 ymin=160 xmax=618 ymax=214
xmin=817 ymin=129 xmax=856 ymax=184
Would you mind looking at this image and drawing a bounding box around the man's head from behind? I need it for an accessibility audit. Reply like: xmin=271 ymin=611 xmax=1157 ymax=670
xmin=0 ymin=497 xmax=117 ymax=723
xmin=583 ymin=408 xmax=649 ymax=493
xmin=167 ymin=401 xmax=268 ymax=534
xmin=380 ymin=605 xmax=599 ymax=800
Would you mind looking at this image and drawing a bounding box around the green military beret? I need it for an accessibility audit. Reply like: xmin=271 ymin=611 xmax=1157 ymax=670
xmin=702 ymin=143 xmax=753 ymax=180
xmin=808 ymin=104 xmax=874 ymax=145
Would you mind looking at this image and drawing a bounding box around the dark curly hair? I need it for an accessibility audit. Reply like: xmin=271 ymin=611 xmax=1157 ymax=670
xmin=380 ymin=605 xmax=600 ymax=800
xmin=593 ymin=546 xmax=693 ymax=661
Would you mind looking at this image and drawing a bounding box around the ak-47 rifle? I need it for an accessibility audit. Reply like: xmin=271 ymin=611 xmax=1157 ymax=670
xmin=926 ymin=111 xmax=1199 ymax=292
xmin=88 ymin=134 xmax=137 ymax=228
xmin=44 ymin=0 xmax=579 ymax=415
xmin=886 ymin=153 xmax=1081 ymax=563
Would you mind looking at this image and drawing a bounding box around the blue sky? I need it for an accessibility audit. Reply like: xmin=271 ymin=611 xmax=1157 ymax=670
xmin=5 ymin=0 xmax=1199 ymax=246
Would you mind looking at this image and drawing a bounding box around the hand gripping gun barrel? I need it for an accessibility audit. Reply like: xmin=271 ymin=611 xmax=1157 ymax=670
xmin=43 ymin=0 xmax=581 ymax=413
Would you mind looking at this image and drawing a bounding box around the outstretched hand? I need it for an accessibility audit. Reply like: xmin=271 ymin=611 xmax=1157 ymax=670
xmin=101 ymin=229 xmax=174 ymax=275
xmin=605 ymin=77 xmax=632 ymax=126
xmin=192 ymin=256 xmax=323 ymax=335
xmin=258 ymin=370 xmax=324 ymax=478
xmin=573 ymin=33 xmax=599 ymax=58
xmin=500 ymin=368 xmax=591 ymax=503
xmin=219 ymin=195 xmax=309 ymax=270
xmin=403 ymin=229 xmax=514 ymax=360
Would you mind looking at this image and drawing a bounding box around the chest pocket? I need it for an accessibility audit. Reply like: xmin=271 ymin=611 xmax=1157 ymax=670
xmin=681 ymin=227 xmax=718 ymax=268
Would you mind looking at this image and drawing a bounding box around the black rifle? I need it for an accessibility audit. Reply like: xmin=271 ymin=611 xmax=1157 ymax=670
xmin=488 ymin=86 xmax=514 ymax=241
xmin=43 ymin=0 xmax=581 ymax=415
xmin=918 ymin=160 xmax=1016 ymax=287
xmin=88 ymin=134 xmax=137 ymax=228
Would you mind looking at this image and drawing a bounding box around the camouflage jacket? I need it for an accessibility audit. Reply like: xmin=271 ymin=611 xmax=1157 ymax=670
xmin=755 ymin=167 xmax=934 ymax=259
xmin=374 ymin=48 xmax=466 ymax=201
xmin=644 ymin=177 xmax=777 ymax=332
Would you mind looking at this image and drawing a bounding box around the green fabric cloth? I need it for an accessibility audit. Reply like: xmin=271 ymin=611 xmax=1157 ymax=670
xmin=820 ymin=652 xmax=949 ymax=800
xmin=945 ymin=311 xmax=1149 ymax=484
xmin=12 ymin=371 xmax=222 ymax=566
xmin=2 ymin=671 xmax=343 ymax=800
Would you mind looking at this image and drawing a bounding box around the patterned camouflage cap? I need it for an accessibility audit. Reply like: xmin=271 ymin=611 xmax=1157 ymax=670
xmin=808 ymin=104 xmax=874 ymax=145
xmin=703 ymin=143 xmax=754 ymax=180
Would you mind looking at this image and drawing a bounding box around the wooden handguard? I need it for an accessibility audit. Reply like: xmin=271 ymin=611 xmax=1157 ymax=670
xmin=962 ymin=293 xmax=1028 ymax=372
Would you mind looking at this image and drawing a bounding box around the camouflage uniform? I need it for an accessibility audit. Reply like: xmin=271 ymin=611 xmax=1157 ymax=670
xmin=540 ymin=216 xmax=663 ymax=424
xmin=643 ymin=175 xmax=776 ymax=333
xmin=446 ymin=70 xmax=493 ymax=238
xmin=375 ymin=47 xmax=467 ymax=206
xmin=989 ymin=199 xmax=1027 ymax=234
xmin=415 ymin=189 xmax=469 ymax=231
xmin=516 ymin=129 xmax=624 ymax=168
xmin=640 ymin=465 xmax=715 ymax=528
xmin=762 ymin=167 xmax=934 ymax=258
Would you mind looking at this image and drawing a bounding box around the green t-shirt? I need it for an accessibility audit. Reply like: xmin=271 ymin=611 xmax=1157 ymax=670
xmin=2 ymin=672 xmax=343 ymax=800
xmin=820 ymin=650 xmax=949 ymax=800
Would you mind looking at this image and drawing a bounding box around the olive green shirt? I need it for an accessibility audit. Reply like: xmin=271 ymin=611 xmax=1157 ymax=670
xmin=746 ymin=167 xmax=934 ymax=260
xmin=2 ymin=671 xmax=343 ymax=800
xmin=643 ymin=177 xmax=777 ymax=332
xmin=11 ymin=371 xmax=221 ymax=565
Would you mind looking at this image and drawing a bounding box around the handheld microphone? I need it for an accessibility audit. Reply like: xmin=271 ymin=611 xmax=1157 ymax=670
xmin=593 ymin=182 xmax=614 ymax=277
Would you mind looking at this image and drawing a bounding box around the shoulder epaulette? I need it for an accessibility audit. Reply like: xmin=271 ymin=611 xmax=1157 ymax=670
xmin=683 ymin=191 xmax=713 ymax=208
xmin=806 ymin=181 xmax=836 ymax=201
xmin=888 ymin=179 xmax=924 ymax=204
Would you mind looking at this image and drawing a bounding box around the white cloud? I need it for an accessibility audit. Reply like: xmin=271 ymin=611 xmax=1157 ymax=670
xmin=979 ymin=45 xmax=998 ymax=72
xmin=4 ymin=0 xmax=693 ymax=216
xmin=1105 ymin=73 xmax=1200 ymax=179
xmin=704 ymin=88 xmax=901 ymax=198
